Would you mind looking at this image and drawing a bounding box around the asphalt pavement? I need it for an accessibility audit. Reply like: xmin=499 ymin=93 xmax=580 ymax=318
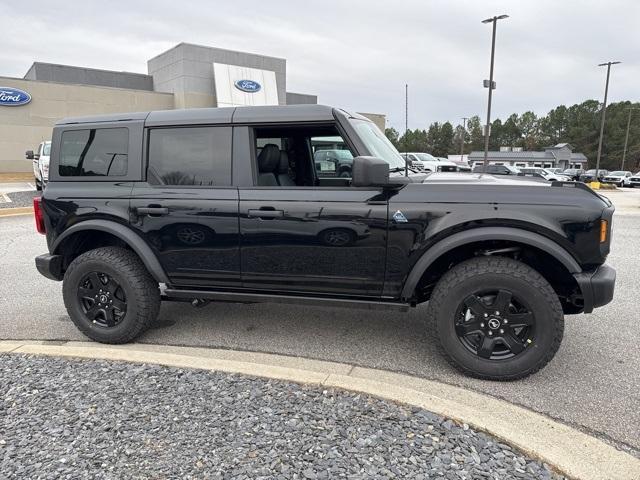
xmin=0 ymin=188 xmax=638 ymax=455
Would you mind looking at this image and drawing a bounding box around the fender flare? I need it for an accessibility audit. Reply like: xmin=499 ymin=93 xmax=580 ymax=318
xmin=52 ymin=219 xmax=170 ymax=284
xmin=400 ymin=226 xmax=581 ymax=300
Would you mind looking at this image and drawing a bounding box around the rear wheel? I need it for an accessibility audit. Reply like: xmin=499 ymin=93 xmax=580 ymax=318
xmin=62 ymin=247 xmax=160 ymax=344
xmin=427 ymin=256 xmax=564 ymax=380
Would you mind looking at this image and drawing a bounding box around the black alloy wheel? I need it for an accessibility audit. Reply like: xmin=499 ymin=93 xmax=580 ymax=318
xmin=454 ymin=289 xmax=535 ymax=360
xmin=77 ymin=271 xmax=127 ymax=328
xmin=427 ymin=256 xmax=564 ymax=380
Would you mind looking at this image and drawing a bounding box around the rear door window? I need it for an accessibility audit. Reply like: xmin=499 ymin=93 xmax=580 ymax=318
xmin=147 ymin=127 xmax=232 ymax=186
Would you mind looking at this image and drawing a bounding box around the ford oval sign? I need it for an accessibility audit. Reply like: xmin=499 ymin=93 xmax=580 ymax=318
xmin=234 ymin=79 xmax=261 ymax=93
xmin=0 ymin=87 xmax=31 ymax=106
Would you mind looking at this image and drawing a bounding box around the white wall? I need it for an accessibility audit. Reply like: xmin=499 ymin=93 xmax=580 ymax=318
xmin=213 ymin=63 xmax=278 ymax=108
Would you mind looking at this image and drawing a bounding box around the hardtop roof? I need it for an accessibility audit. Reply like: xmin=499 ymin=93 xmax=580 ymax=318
xmin=55 ymin=104 xmax=341 ymax=126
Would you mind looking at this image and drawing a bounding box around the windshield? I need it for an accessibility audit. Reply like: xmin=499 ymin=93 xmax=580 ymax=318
xmin=43 ymin=142 xmax=51 ymax=156
xmin=610 ymin=171 xmax=626 ymax=176
xmin=414 ymin=153 xmax=438 ymax=162
xmin=350 ymin=120 xmax=405 ymax=169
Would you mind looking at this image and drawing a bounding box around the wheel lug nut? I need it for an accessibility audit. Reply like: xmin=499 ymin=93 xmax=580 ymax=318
xmin=499 ymin=329 xmax=504 ymax=334
xmin=488 ymin=331 xmax=493 ymax=336
xmin=484 ymin=313 xmax=488 ymax=318
xmin=495 ymin=311 xmax=500 ymax=315
xmin=480 ymin=323 xmax=485 ymax=328
xmin=503 ymin=319 xmax=508 ymax=324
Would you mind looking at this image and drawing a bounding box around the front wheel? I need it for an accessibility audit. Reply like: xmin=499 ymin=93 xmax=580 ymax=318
xmin=62 ymin=247 xmax=160 ymax=344
xmin=427 ymin=256 xmax=564 ymax=380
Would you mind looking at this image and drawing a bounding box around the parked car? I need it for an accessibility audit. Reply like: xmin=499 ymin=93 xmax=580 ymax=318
xmin=313 ymin=149 xmax=354 ymax=177
xmin=601 ymin=171 xmax=633 ymax=187
xmin=448 ymin=156 xmax=472 ymax=172
xmin=580 ymin=169 xmax=608 ymax=182
xmin=519 ymin=167 xmax=572 ymax=182
xmin=546 ymin=168 xmax=564 ymax=175
xmin=472 ymin=164 xmax=523 ymax=176
xmin=34 ymin=104 xmax=615 ymax=381
xmin=25 ymin=141 xmax=51 ymax=190
xmin=401 ymin=153 xmax=458 ymax=172
xmin=629 ymin=172 xmax=640 ymax=188
xmin=563 ymin=168 xmax=585 ymax=181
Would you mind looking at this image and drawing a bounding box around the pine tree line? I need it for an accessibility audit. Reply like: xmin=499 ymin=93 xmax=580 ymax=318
xmin=385 ymin=100 xmax=640 ymax=171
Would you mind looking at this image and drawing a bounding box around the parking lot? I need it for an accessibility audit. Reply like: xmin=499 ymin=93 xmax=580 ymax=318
xmin=0 ymin=188 xmax=638 ymax=456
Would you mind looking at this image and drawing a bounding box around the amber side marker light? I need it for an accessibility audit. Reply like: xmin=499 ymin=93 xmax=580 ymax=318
xmin=600 ymin=219 xmax=608 ymax=243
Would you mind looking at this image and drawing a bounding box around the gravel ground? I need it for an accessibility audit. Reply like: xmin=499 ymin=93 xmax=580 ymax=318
xmin=0 ymin=354 xmax=563 ymax=480
xmin=0 ymin=190 xmax=39 ymax=209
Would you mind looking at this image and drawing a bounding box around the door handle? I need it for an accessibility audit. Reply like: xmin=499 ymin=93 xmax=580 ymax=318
xmin=135 ymin=206 xmax=169 ymax=216
xmin=248 ymin=209 xmax=284 ymax=219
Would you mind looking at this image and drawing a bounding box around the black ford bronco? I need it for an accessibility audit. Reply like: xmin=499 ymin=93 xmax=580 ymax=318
xmin=34 ymin=105 xmax=615 ymax=380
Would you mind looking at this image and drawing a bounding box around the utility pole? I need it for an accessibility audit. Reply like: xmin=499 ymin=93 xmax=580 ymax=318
xmin=405 ymin=83 xmax=409 ymax=177
xmin=460 ymin=117 xmax=468 ymax=160
xmin=481 ymin=14 xmax=509 ymax=173
xmin=595 ymin=61 xmax=621 ymax=180
xmin=621 ymin=107 xmax=637 ymax=170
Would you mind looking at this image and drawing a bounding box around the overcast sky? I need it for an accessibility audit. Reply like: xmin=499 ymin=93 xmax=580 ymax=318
xmin=1 ymin=0 xmax=637 ymax=130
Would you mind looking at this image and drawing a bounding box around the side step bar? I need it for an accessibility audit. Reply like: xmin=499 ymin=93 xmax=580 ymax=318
xmin=163 ymin=288 xmax=411 ymax=312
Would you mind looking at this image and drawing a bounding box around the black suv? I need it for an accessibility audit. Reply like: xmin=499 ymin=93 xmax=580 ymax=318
xmin=34 ymin=105 xmax=615 ymax=380
xmin=472 ymin=164 xmax=523 ymax=176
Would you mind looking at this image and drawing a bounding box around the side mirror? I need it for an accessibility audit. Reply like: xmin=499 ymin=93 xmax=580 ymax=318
xmin=351 ymin=156 xmax=389 ymax=187
xmin=25 ymin=150 xmax=34 ymax=160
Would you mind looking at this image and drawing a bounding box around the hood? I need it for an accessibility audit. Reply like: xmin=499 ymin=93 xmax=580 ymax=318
xmin=391 ymin=172 xmax=608 ymax=210
xmin=420 ymin=172 xmax=545 ymax=187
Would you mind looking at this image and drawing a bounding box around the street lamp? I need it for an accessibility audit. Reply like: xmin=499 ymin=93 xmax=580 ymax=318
xmin=481 ymin=14 xmax=509 ymax=172
xmin=595 ymin=61 xmax=621 ymax=180
xmin=621 ymin=107 xmax=638 ymax=170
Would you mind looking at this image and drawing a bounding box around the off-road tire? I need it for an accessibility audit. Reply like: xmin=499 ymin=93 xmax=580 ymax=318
xmin=62 ymin=247 xmax=160 ymax=344
xmin=427 ymin=256 xmax=564 ymax=381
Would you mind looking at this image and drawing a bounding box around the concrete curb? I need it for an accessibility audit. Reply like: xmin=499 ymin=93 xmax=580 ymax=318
xmin=0 ymin=206 xmax=33 ymax=217
xmin=2 ymin=340 xmax=639 ymax=480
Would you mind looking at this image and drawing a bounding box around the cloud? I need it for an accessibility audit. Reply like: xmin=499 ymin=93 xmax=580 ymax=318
xmin=2 ymin=0 xmax=638 ymax=130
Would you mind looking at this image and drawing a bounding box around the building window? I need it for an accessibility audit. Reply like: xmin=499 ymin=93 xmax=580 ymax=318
xmin=147 ymin=127 xmax=232 ymax=186
xmin=59 ymin=128 xmax=128 ymax=177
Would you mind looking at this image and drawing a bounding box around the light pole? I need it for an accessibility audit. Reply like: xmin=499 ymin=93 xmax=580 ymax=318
xmin=405 ymin=83 xmax=409 ymax=177
xmin=595 ymin=61 xmax=621 ymax=180
xmin=481 ymin=14 xmax=508 ymax=173
xmin=460 ymin=117 xmax=468 ymax=160
xmin=621 ymin=107 xmax=637 ymax=170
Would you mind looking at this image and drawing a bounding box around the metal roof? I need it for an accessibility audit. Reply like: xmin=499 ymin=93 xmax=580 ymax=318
xmin=469 ymin=148 xmax=587 ymax=163
xmin=468 ymin=151 xmax=554 ymax=160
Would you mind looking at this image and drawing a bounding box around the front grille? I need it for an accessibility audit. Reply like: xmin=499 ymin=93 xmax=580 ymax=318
xmin=439 ymin=166 xmax=457 ymax=172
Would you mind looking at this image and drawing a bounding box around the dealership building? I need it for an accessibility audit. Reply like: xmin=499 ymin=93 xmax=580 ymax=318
xmin=468 ymin=144 xmax=588 ymax=170
xmin=0 ymin=42 xmax=385 ymax=173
